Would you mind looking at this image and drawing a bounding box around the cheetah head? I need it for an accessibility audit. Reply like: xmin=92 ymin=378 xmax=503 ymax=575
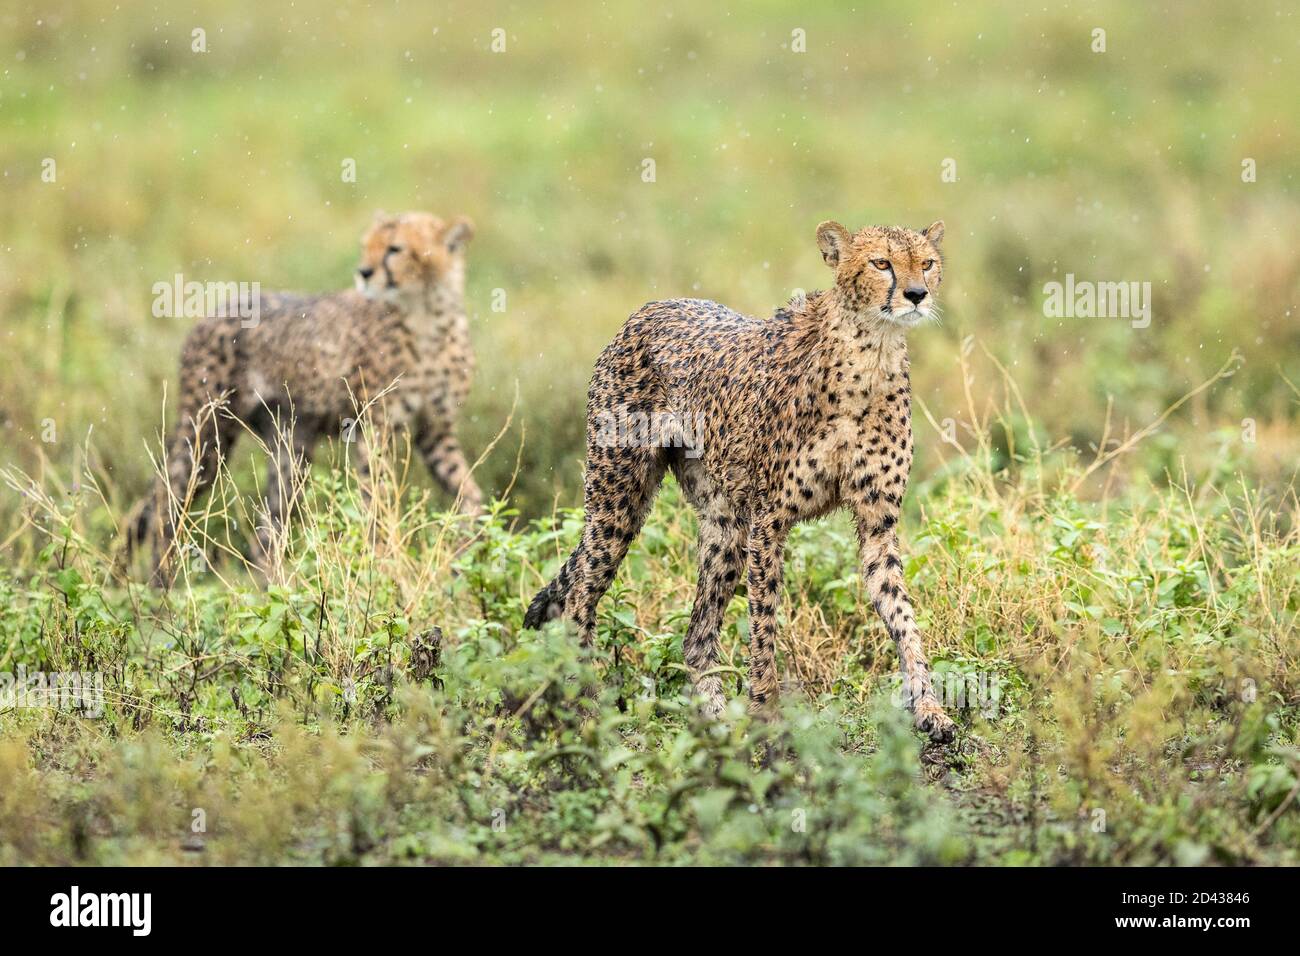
xmin=816 ymin=219 xmax=944 ymax=329
xmin=355 ymin=211 xmax=474 ymax=305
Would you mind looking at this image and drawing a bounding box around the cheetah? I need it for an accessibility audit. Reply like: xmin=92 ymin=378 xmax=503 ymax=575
xmin=525 ymin=219 xmax=956 ymax=742
xmin=129 ymin=211 xmax=484 ymax=584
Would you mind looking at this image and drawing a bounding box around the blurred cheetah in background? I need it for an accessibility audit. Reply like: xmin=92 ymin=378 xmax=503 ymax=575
xmin=526 ymin=219 xmax=955 ymax=742
xmin=130 ymin=211 xmax=484 ymax=584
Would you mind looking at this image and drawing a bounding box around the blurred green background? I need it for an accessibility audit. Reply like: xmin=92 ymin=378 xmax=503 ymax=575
xmin=2 ymin=0 xmax=1297 ymax=526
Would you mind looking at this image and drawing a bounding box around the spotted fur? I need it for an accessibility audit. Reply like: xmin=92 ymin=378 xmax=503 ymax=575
xmin=129 ymin=211 xmax=483 ymax=585
xmin=525 ymin=219 xmax=955 ymax=742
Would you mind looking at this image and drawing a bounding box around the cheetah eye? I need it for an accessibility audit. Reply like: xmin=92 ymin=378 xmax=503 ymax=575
xmin=387 ymin=244 xmax=404 ymax=254
xmin=922 ymin=259 xmax=936 ymax=271
xmin=871 ymin=259 xmax=892 ymax=271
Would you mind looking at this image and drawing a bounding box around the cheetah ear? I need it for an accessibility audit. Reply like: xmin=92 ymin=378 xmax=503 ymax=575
xmin=816 ymin=220 xmax=850 ymax=268
xmin=922 ymin=220 xmax=945 ymax=246
xmin=443 ymin=215 xmax=474 ymax=254
xmin=362 ymin=211 xmax=393 ymax=245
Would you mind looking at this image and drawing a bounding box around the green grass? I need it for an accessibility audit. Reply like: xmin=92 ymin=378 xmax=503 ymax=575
xmin=1 ymin=0 xmax=1299 ymax=865
xmin=1 ymin=428 xmax=1297 ymax=864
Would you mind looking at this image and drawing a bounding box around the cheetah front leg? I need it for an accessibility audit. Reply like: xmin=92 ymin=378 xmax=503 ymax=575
xmin=854 ymin=505 xmax=955 ymax=743
xmin=251 ymin=428 xmax=314 ymax=575
xmin=413 ymin=416 xmax=484 ymax=516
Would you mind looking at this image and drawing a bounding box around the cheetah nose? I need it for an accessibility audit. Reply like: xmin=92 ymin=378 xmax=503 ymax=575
xmin=903 ymin=285 xmax=928 ymax=305
xmin=357 ymin=267 xmax=375 ymax=280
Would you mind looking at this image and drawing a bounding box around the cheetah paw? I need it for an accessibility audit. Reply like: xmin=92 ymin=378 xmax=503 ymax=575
xmin=915 ymin=702 xmax=957 ymax=744
xmin=699 ymin=694 xmax=726 ymax=719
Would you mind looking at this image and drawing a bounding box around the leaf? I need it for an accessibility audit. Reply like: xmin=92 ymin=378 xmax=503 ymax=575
xmin=690 ymin=789 xmax=735 ymax=832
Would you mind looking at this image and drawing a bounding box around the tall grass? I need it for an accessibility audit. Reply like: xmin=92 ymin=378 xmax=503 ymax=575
xmin=1 ymin=358 xmax=1296 ymax=863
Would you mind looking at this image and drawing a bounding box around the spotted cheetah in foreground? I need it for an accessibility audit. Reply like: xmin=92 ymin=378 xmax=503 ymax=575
xmin=526 ymin=219 xmax=955 ymax=742
xmin=130 ymin=211 xmax=484 ymax=584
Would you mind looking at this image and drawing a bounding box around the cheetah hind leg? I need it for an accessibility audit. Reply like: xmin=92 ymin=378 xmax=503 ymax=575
xmin=562 ymin=445 xmax=665 ymax=647
xmin=523 ymin=549 xmax=580 ymax=630
xmin=525 ymin=446 xmax=664 ymax=639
